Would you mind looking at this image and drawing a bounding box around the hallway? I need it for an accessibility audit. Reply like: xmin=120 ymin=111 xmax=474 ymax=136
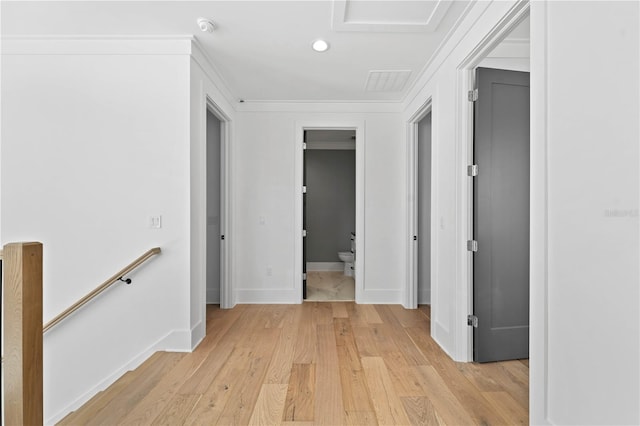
xmin=59 ymin=303 xmax=528 ymax=425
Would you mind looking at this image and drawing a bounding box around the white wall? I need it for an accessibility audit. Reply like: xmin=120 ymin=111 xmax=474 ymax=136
xmin=1 ymin=39 xmax=194 ymax=424
xmin=232 ymin=105 xmax=405 ymax=304
xmin=531 ymin=2 xmax=639 ymax=424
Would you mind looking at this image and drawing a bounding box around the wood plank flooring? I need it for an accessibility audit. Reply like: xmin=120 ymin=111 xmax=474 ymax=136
xmin=59 ymin=304 xmax=528 ymax=425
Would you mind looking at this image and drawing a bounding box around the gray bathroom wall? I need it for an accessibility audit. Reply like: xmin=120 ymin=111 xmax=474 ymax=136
xmin=306 ymin=149 xmax=355 ymax=262
xmin=418 ymin=112 xmax=431 ymax=304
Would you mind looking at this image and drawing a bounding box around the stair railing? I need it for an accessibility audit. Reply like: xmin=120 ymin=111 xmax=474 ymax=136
xmin=43 ymin=247 xmax=161 ymax=333
xmin=2 ymin=244 xmax=161 ymax=425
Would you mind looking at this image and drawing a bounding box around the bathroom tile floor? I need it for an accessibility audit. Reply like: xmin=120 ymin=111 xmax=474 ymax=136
xmin=306 ymin=271 xmax=355 ymax=301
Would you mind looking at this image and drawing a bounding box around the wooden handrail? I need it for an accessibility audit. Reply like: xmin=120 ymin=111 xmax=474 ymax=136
xmin=43 ymin=247 xmax=161 ymax=333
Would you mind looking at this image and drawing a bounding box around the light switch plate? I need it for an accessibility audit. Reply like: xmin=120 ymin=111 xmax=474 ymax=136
xmin=150 ymin=215 xmax=162 ymax=229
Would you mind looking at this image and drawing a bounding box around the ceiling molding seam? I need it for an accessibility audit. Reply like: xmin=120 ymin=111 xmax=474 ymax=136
xmin=400 ymin=0 xmax=479 ymax=109
xmin=189 ymin=37 xmax=237 ymax=110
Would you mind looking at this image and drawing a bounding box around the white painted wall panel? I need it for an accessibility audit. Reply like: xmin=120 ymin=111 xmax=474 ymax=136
xmin=232 ymin=111 xmax=405 ymax=303
xmin=542 ymin=2 xmax=639 ymax=424
xmin=2 ymin=47 xmax=193 ymax=423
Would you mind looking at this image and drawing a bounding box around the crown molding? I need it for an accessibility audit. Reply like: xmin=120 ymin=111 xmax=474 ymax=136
xmin=235 ymin=100 xmax=403 ymax=113
xmin=1 ymin=35 xmax=193 ymax=55
xmin=188 ymin=38 xmax=238 ymax=111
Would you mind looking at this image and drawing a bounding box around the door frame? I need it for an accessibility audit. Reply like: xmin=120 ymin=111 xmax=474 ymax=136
xmin=406 ymin=99 xmax=433 ymax=309
xmin=456 ymin=3 xmax=530 ymax=361
xmin=295 ymin=120 xmax=365 ymax=303
xmin=205 ymin=97 xmax=232 ymax=309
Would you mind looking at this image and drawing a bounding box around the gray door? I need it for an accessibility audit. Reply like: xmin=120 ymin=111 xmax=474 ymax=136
xmin=473 ymin=67 xmax=530 ymax=362
xmin=417 ymin=112 xmax=431 ymax=304
xmin=206 ymin=110 xmax=221 ymax=304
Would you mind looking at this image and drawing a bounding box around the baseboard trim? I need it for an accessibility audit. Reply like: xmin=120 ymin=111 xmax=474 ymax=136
xmin=235 ymin=288 xmax=300 ymax=304
xmin=306 ymin=262 xmax=344 ymax=272
xmin=357 ymin=289 xmax=402 ymax=304
xmin=45 ymin=328 xmax=192 ymax=425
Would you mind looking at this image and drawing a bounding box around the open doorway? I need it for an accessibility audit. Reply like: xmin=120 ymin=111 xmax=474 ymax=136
xmin=303 ymin=130 xmax=356 ymax=301
xmin=205 ymin=107 xmax=225 ymax=306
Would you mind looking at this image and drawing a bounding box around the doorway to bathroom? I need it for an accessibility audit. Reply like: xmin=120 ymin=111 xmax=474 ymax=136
xmin=303 ymin=129 xmax=356 ymax=301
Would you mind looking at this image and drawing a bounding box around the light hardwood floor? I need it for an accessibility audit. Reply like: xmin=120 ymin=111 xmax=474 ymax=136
xmin=59 ymin=304 xmax=528 ymax=425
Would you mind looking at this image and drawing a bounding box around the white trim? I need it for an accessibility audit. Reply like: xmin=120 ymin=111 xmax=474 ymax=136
xmin=306 ymin=262 xmax=344 ymax=272
xmin=45 ymin=328 xmax=192 ymax=425
xmin=401 ymin=1 xmax=478 ymax=108
xmin=331 ymin=0 xmax=452 ymax=33
xmin=237 ymin=101 xmax=402 ymax=113
xmin=1 ymin=35 xmax=193 ymax=55
xmin=190 ymin=39 xmax=238 ymax=111
xmin=405 ymin=99 xmax=432 ymax=310
xmin=529 ymin=1 xmax=550 ymax=423
xmin=357 ymin=289 xmax=402 ymax=304
xmin=204 ymin=98 xmax=233 ymax=310
xmin=235 ymin=289 xmax=301 ymax=304
xmin=295 ymin=120 xmax=365 ymax=304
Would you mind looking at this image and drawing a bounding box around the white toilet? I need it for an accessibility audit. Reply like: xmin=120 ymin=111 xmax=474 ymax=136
xmin=338 ymin=251 xmax=355 ymax=277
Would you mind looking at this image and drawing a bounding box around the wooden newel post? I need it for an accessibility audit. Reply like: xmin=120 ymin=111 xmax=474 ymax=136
xmin=4 ymin=242 xmax=44 ymax=425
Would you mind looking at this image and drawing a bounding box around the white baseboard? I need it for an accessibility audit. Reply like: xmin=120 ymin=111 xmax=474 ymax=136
xmin=235 ymin=288 xmax=300 ymax=304
xmin=306 ymin=262 xmax=344 ymax=272
xmin=190 ymin=320 xmax=205 ymax=350
xmin=45 ymin=328 xmax=192 ymax=425
xmin=357 ymin=289 xmax=402 ymax=304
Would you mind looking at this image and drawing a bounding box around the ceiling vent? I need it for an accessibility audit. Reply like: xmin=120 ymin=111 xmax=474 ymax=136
xmin=365 ymin=70 xmax=412 ymax=92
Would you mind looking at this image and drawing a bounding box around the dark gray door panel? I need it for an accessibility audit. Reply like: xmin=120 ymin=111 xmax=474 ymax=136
xmin=473 ymin=67 xmax=530 ymax=363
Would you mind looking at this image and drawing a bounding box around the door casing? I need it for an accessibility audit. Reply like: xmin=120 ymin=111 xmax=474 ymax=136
xmin=206 ymin=97 xmax=231 ymax=309
xmin=295 ymin=121 xmax=365 ymax=303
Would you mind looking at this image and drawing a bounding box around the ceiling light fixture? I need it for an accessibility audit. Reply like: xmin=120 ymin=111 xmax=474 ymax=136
xmin=197 ymin=17 xmax=216 ymax=33
xmin=312 ymin=39 xmax=330 ymax=52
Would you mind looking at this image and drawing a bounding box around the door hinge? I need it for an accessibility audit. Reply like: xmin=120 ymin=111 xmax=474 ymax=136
xmin=303 ymin=229 xmax=307 ymax=237
xmin=303 ymin=142 xmax=307 ymax=150
xmin=220 ymin=235 xmax=225 ymax=240
xmin=467 ymin=240 xmax=478 ymax=252
xmin=467 ymin=164 xmax=478 ymax=177
xmin=467 ymin=315 xmax=478 ymax=328
xmin=303 ymin=272 xmax=307 ymax=280
xmin=468 ymin=89 xmax=478 ymax=102
xmin=302 ymin=186 xmax=307 ymax=194
xmin=413 ymin=235 xmax=417 ymax=241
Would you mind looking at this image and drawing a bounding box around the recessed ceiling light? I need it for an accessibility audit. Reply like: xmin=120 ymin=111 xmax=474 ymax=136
xmin=312 ymin=39 xmax=330 ymax=52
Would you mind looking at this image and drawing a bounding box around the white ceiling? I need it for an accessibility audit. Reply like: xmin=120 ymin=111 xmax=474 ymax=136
xmin=1 ymin=0 xmax=473 ymax=102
